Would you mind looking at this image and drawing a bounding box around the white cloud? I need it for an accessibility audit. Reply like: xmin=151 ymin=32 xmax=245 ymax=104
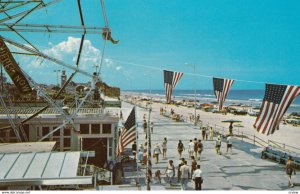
xmin=44 ymin=37 xmax=101 ymax=70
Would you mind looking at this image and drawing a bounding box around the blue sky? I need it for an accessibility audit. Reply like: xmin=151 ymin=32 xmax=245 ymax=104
xmin=1 ymin=0 xmax=300 ymax=90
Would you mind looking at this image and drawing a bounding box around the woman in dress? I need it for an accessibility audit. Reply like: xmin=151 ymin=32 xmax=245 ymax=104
xmin=165 ymin=160 xmax=175 ymax=185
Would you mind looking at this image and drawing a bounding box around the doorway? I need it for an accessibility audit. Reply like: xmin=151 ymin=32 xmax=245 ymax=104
xmin=82 ymin=138 xmax=107 ymax=167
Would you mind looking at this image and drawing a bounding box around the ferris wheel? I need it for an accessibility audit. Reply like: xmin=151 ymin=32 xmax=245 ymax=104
xmin=0 ymin=0 xmax=118 ymax=142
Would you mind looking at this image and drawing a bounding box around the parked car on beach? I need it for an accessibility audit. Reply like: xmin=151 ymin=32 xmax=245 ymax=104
xmin=248 ymin=110 xmax=259 ymax=116
xmin=233 ymin=109 xmax=248 ymax=115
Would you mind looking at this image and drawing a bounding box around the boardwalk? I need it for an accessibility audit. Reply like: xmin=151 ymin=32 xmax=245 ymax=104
xmin=100 ymin=102 xmax=300 ymax=190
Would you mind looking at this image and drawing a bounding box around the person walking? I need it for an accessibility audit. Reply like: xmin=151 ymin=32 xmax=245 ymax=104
xmin=226 ymin=135 xmax=233 ymax=154
xmin=193 ymin=138 xmax=198 ymax=159
xmin=154 ymin=170 xmax=162 ymax=184
xmin=165 ymin=160 xmax=175 ymax=186
xmin=180 ymin=161 xmax=190 ymax=190
xmin=197 ymin=140 xmax=203 ymax=160
xmin=162 ymin=137 xmax=168 ymax=159
xmin=177 ymin=158 xmax=185 ymax=183
xmin=153 ymin=143 xmax=162 ymax=164
xmin=191 ymin=156 xmax=197 ymax=179
xmin=150 ymin=122 xmax=154 ymax=134
xmin=229 ymin=122 xmax=233 ymax=136
xmin=192 ymin=165 xmax=203 ymax=190
xmin=202 ymin=127 xmax=206 ymax=140
xmin=205 ymin=127 xmax=209 ymax=140
xmin=177 ymin=140 xmax=185 ymax=159
xmin=216 ymin=135 xmax=221 ymax=155
xmin=132 ymin=141 xmax=137 ymax=160
xmin=137 ymin=144 xmax=144 ymax=163
xmin=286 ymin=156 xmax=296 ymax=188
xmin=120 ymin=111 xmax=123 ymax=120
xmin=216 ymin=135 xmax=222 ymax=155
xmin=209 ymin=127 xmax=214 ymax=140
xmin=188 ymin=140 xmax=195 ymax=159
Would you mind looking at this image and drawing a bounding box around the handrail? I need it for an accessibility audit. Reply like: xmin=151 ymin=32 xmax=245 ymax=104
xmin=182 ymin=115 xmax=300 ymax=156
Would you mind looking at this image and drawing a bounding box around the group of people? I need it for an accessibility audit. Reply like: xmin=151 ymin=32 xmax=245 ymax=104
xmin=148 ymin=138 xmax=204 ymax=190
xmin=201 ymin=126 xmax=214 ymax=140
xmin=152 ymin=157 xmax=203 ymax=190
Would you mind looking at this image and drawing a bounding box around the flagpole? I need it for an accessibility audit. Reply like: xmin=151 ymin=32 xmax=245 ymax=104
xmin=193 ymin=64 xmax=197 ymax=126
xmin=134 ymin=98 xmax=140 ymax=188
xmin=146 ymin=97 xmax=152 ymax=190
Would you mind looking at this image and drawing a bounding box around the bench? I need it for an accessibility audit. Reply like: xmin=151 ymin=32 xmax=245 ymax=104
xmin=280 ymin=154 xmax=300 ymax=169
xmin=261 ymin=147 xmax=300 ymax=169
xmin=261 ymin=147 xmax=285 ymax=163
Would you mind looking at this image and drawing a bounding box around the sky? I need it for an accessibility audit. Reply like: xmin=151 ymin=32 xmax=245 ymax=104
xmin=1 ymin=0 xmax=300 ymax=90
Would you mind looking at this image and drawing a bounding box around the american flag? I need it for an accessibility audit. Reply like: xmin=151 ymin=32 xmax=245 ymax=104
xmin=254 ymin=84 xmax=300 ymax=135
xmin=117 ymin=107 xmax=136 ymax=156
xmin=164 ymin=70 xmax=183 ymax=103
xmin=213 ymin=77 xmax=234 ymax=111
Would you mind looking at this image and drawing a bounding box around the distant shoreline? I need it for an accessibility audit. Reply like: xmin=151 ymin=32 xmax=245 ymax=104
xmin=121 ymin=90 xmax=300 ymax=113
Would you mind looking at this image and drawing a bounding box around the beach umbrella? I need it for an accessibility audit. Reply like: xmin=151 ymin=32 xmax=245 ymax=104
xmin=221 ymin=119 xmax=242 ymax=123
xmin=222 ymin=119 xmax=242 ymax=135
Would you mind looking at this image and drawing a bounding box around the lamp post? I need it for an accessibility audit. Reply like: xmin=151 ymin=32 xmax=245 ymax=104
xmin=53 ymin=69 xmax=61 ymax=87
xmin=143 ymin=72 xmax=152 ymax=190
xmin=185 ymin=63 xmax=197 ymax=126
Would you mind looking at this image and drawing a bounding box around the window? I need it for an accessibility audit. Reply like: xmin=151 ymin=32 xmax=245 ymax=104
xmin=80 ymin=124 xmax=89 ymax=134
xmin=64 ymin=127 xmax=71 ymax=136
xmin=53 ymin=126 xmax=60 ymax=136
xmin=102 ymin=124 xmax=111 ymax=134
xmin=42 ymin=127 xmax=50 ymax=136
xmin=64 ymin=138 xmax=71 ymax=147
xmin=91 ymin=124 xmax=100 ymax=134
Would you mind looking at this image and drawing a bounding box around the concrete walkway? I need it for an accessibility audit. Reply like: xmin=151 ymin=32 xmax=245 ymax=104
xmin=101 ymin=102 xmax=300 ymax=190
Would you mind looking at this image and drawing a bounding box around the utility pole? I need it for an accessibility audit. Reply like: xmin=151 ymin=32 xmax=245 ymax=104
xmin=146 ymin=98 xmax=152 ymax=190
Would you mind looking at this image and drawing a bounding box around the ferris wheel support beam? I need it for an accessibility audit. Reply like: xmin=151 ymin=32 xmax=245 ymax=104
xmin=0 ymin=2 xmax=33 ymax=14
xmin=0 ymin=23 xmax=104 ymax=34
xmin=11 ymin=2 xmax=43 ymax=27
xmin=0 ymin=0 xmax=62 ymax=23
xmin=1 ymin=36 xmax=93 ymax=78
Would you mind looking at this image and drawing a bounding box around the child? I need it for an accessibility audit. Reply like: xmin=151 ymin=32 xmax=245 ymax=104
xmin=154 ymin=170 xmax=162 ymax=184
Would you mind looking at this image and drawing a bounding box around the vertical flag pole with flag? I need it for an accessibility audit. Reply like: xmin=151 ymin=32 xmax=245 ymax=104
xmin=163 ymin=70 xmax=183 ymax=104
xmin=253 ymin=83 xmax=300 ymax=135
xmin=133 ymin=100 xmax=140 ymax=188
xmin=146 ymin=98 xmax=152 ymax=190
xmin=116 ymin=107 xmax=137 ymax=157
xmin=213 ymin=77 xmax=234 ymax=111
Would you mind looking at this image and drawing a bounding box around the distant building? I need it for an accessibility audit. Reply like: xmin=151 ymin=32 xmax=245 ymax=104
xmin=61 ymin=69 xmax=67 ymax=87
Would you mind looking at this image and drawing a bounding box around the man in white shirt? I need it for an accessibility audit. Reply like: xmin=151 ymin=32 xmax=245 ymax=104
xmin=226 ymin=135 xmax=233 ymax=154
xmin=192 ymin=165 xmax=202 ymax=190
xmin=180 ymin=161 xmax=190 ymax=190
xmin=188 ymin=140 xmax=194 ymax=159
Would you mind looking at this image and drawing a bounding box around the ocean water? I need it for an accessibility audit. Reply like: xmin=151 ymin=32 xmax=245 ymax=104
xmin=123 ymin=90 xmax=300 ymax=113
